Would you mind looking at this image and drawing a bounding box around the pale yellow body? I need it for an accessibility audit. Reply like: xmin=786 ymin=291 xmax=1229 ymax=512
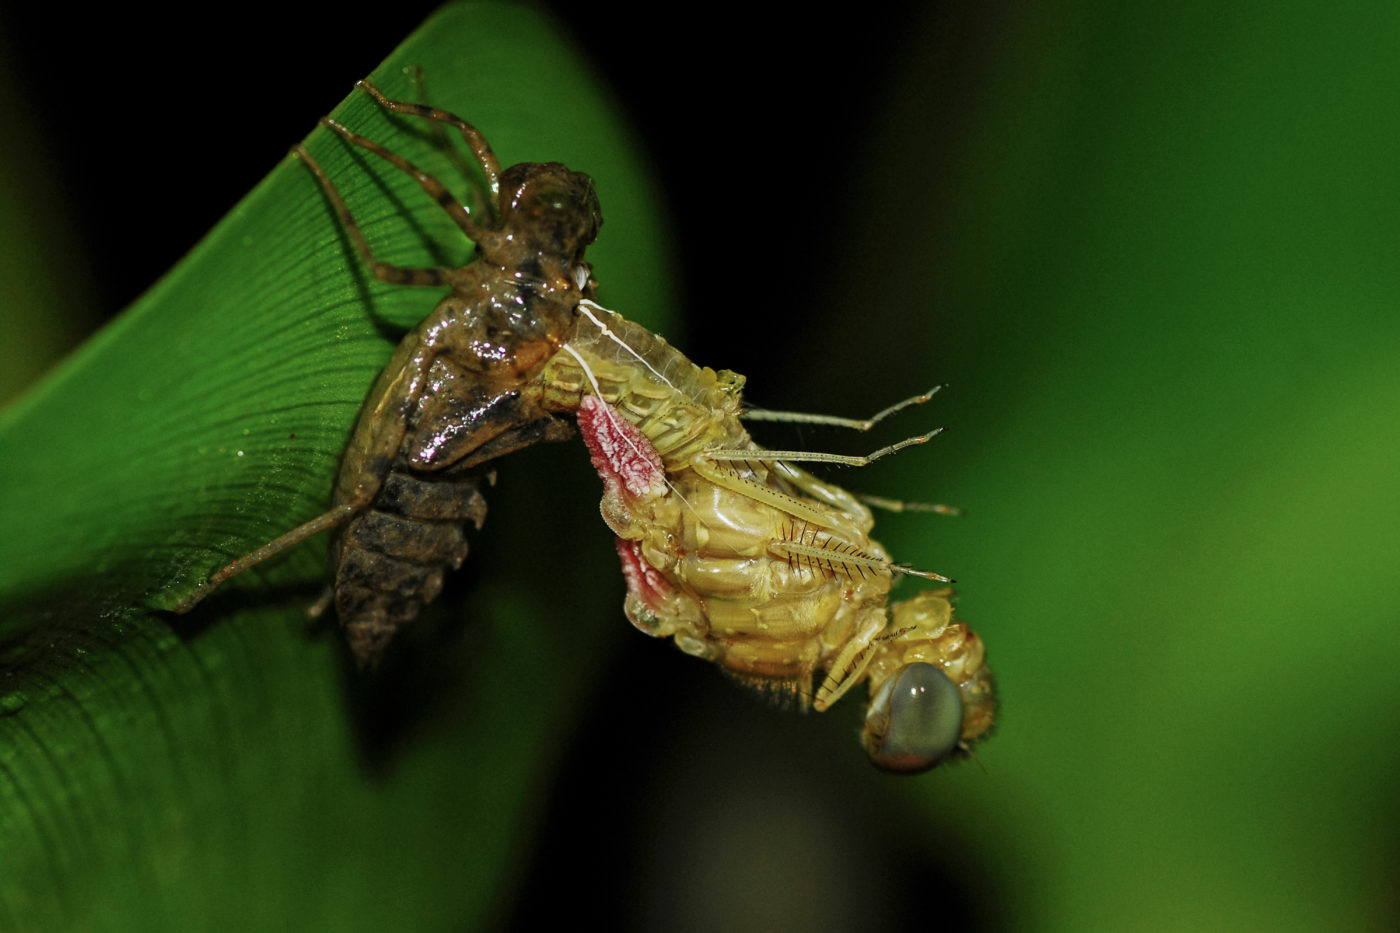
xmin=539 ymin=302 xmax=995 ymax=740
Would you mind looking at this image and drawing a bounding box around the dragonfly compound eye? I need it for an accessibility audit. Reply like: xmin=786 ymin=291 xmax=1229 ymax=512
xmin=862 ymin=663 xmax=964 ymax=774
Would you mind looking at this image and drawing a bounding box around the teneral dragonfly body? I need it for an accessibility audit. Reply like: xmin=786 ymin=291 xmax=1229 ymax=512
xmin=538 ymin=301 xmax=995 ymax=771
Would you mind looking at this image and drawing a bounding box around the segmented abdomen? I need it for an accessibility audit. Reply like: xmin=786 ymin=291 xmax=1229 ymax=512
xmin=331 ymin=469 xmax=490 ymax=663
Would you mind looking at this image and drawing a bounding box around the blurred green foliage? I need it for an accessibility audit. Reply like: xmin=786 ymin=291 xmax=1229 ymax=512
xmin=866 ymin=4 xmax=1400 ymax=929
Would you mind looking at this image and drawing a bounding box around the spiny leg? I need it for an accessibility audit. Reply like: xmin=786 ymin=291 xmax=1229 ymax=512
xmin=401 ymin=67 xmax=493 ymax=224
xmin=316 ymin=116 xmax=492 ymax=246
xmin=772 ymin=522 xmax=952 ymax=583
xmin=761 ymin=459 xmax=959 ymax=519
xmin=742 ymin=386 xmax=943 ymax=430
xmin=294 ymin=144 xmax=454 ymax=287
xmin=855 ymin=492 xmax=962 ymax=517
xmin=688 ymin=443 xmax=939 ymax=528
xmin=355 ymin=79 xmax=502 ymax=198
xmin=705 ymin=427 xmax=942 ymax=470
xmin=688 ymin=458 xmax=952 ymax=582
xmin=692 ymin=433 xmax=956 ymax=580
xmin=740 ymin=389 xmax=958 ymax=511
xmin=812 ymin=611 xmax=888 ymax=712
xmin=741 ymin=430 xmax=960 ymax=518
xmin=814 ymin=623 xmax=928 ymax=713
xmin=173 ymin=503 xmax=361 ymax=614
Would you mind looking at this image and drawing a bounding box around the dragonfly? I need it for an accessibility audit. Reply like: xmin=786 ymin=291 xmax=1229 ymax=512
xmin=540 ymin=299 xmax=995 ymax=771
xmin=175 ymin=77 xmax=995 ymax=772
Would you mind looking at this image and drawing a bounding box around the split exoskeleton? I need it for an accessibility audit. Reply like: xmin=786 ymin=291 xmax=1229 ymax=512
xmin=176 ymin=79 xmax=600 ymax=664
xmin=175 ymin=78 xmax=995 ymax=772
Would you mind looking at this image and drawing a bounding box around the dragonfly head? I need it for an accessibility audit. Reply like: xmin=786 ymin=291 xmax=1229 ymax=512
xmin=859 ymin=590 xmax=996 ymax=774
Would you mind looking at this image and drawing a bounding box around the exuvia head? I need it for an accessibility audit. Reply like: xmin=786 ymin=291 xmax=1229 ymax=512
xmin=488 ymin=161 xmax=602 ymax=265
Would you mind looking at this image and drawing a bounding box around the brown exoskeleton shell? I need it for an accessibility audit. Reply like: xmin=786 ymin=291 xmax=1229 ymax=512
xmin=175 ymin=80 xmax=598 ymax=666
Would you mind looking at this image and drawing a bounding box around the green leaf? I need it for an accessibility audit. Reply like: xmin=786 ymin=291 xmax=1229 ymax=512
xmin=855 ymin=4 xmax=1400 ymax=930
xmin=0 ymin=3 xmax=674 ymax=928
